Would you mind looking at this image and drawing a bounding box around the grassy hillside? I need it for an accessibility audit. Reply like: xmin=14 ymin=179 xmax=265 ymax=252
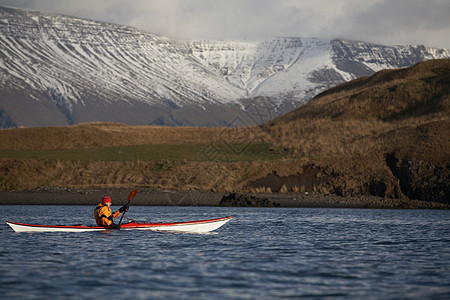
xmin=0 ymin=122 xmax=283 ymax=192
xmin=1 ymin=60 xmax=449 ymax=204
xmin=261 ymin=59 xmax=450 ymax=203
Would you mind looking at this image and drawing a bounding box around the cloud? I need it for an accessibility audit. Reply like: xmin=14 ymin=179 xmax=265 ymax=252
xmin=339 ymin=0 xmax=450 ymax=47
xmin=1 ymin=0 xmax=449 ymax=48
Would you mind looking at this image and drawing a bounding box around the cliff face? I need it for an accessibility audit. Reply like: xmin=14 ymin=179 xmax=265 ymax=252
xmin=385 ymin=152 xmax=449 ymax=203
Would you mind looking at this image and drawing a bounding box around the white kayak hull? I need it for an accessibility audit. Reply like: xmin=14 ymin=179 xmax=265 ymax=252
xmin=6 ymin=216 xmax=233 ymax=233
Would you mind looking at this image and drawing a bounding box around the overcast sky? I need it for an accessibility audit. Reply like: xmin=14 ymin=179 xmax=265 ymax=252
xmin=1 ymin=0 xmax=450 ymax=48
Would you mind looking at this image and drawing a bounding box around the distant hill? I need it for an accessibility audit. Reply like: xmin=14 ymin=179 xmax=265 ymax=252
xmin=260 ymin=59 xmax=450 ymax=203
xmin=1 ymin=6 xmax=450 ymax=128
xmin=273 ymin=59 xmax=450 ymax=123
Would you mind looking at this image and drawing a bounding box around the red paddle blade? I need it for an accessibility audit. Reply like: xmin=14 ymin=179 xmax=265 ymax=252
xmin=128 ymin=189 xmax=138 ymax=201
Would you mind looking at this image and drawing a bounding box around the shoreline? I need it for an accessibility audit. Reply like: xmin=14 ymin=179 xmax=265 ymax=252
xmin=0 ymin=187 xmax=448 ymax=209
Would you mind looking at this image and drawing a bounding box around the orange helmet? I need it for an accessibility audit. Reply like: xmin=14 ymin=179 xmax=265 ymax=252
xmin=102 ymin=195 xmax=112 ymax=204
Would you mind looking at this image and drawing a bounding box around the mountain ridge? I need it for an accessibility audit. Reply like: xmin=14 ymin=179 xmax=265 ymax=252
xmin=1 ymin=6 xmax=450 ymax=128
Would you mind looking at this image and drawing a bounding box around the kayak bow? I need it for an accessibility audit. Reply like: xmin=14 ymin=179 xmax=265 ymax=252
xmin=6 ymin=216 xmax=233 ymax=233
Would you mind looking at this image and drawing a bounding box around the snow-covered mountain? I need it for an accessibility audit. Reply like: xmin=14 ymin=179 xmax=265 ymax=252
xmin=1 ymin=6 xmax=449 ymax=128
xmin=190 ymin=38 xmax=450 ymax=101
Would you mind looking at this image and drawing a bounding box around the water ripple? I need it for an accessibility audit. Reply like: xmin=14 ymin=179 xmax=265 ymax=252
xmin=1 ymin=206 xmax=450 ymax=299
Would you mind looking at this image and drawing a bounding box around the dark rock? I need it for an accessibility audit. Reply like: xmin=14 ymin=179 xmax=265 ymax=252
xmin=219 ymin=193 xmax=280 ymax=207
xmin=245 ymin=164 xmax=327 ymax=193
xmin=386 ymin=152 xmax=449 ymax=204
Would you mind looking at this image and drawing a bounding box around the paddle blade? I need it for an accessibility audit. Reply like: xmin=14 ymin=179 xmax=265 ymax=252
xmin=128 ymin=189 xmax=138 ymax=201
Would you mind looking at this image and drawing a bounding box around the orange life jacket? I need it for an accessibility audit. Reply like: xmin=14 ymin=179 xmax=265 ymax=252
xmin=94 ymin=203 xmax=121 ymax=227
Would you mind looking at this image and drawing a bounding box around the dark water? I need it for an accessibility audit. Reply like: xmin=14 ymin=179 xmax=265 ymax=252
xmin=1 ymin=206 xmax=449 ymax=299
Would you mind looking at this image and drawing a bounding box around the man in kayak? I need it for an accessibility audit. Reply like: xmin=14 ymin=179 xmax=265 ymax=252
xmin=94 ymin=195 xmax=130 ymax=229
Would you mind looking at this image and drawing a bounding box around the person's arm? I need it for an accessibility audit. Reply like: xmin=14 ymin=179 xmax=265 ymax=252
xmin=114 ymin=203 xmax=130 ymax=218
xmin=112 ymin=210 xmax=122 ymax=219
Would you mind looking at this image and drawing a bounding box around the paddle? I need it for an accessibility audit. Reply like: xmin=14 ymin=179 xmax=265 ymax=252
xmin=118 ymin=189 xmax=137 ymax=226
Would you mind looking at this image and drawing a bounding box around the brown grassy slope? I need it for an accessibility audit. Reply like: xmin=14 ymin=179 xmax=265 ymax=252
xmin=0 ymin=122 xmax=273 ymax=192
xmin=0 ymin=123 xmax=242 ymax=150
xmin=276 ymin=59 xmax=449 ymax=123
xmin=259 ymin=59 xmax=449 ymax=202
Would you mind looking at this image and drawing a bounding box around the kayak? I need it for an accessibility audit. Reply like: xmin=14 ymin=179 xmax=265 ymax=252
xmin=6 ymin=216 xmax=233 ymax=233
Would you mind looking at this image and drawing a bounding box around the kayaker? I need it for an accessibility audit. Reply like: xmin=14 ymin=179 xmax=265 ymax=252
xmin=94 ymin=195 xmax=130 ymax=229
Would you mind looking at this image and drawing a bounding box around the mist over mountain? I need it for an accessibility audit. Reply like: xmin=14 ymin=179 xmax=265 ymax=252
xmin=1 ymin=6 xmax=450 ymax=128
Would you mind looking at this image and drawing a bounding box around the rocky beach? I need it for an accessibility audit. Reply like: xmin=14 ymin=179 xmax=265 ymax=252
xmin=0 ymin=187 xmax=448 ymax=209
